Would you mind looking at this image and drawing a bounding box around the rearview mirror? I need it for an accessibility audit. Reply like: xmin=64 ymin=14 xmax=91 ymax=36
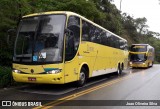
xmin=64 ymin=28 xmax=73 ymax=37
xmin=7 ymin=28 xmax=16 ymax=44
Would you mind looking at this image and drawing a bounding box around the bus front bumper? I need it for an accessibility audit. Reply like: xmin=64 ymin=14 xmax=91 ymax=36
xmin=12 ymin=72 xmax=64 ymax=84
xmin=129 ymin=62 xmax=148 ymax=68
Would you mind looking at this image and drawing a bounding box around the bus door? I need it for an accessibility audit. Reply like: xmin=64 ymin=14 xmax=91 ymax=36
xmin=64 ymin=16 xmax=80 ymax=83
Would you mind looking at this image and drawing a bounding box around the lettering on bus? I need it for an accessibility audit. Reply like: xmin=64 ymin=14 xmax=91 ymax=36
xmin=87 ymin=45 xmax=94 ymax=52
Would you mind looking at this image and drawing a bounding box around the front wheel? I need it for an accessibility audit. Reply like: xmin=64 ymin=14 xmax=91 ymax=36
xmin=77 ymin=68 xmax=87 ymax=87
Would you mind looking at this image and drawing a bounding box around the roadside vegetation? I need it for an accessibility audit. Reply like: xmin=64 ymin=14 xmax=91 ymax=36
xmin=0 ymin=66 xmax=12 ymax=88
xmin=0 ymin=0 xmax=160 ymax=87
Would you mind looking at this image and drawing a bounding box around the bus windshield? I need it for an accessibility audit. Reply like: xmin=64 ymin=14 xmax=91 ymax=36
xmin=13 ymin=14 xmax=66 ymax=63
xmin=130 ymin=45 xmax=147 ymax=52
xmin=130 ymin=54 xmax=147 ymax=62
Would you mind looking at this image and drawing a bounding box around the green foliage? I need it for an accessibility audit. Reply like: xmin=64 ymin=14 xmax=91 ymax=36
xmin=31 ymin=0 xmax=105 ymax=22
xmin=0 ymin=66 xmax=12 ymax=88
xmin=0 ymin=0 xmax=33 ymax=66
xmin=0 ymin=0 xmax=160 ymax=67
xmin=93 ymin=0 xmax=123 ymax=35
xmin=135 ymin=17 xmax=148 ymax=34
xmin=1 ymin=0 xmax=160 ymax=88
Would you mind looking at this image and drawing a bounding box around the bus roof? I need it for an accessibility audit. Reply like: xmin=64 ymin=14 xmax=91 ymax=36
xmin=131 ymin=44 xmax=154 ymax=48
xmin=132 ymin=44 xmax=149 ymax=46
xmin=23 ymin=11 xmax=126 ymax=41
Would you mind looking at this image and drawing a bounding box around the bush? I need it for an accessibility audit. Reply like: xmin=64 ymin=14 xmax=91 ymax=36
xmin=0 ymin=66 xmax=12 ymax=88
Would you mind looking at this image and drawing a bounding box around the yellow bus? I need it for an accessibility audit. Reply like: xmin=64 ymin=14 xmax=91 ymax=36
xmin=129 ymin=44 xmax=154 ymax=68
xmin=12 ymin=11 xmax=128 ymax=86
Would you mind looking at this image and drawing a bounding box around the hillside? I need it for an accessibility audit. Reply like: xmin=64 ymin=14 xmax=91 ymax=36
xmin=0 ymin=0 xmax=160 ymax=66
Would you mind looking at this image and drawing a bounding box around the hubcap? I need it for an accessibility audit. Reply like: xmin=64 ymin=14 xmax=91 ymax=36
xmin=80 ymin=72 xmax=85 ymax=83
xmin=117 ymin=68 xmax=120 ymax=74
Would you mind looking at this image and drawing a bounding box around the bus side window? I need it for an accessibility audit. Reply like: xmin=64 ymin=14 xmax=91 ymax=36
xmin=105 ymin=32 xmax=112 ymax=47
xmin=90 ymin=26 xmax=101 ymax=44
xmin=89 ymin=25 xmax=96 ymax=42
xmin=114 ymin=37 xmax=120 ymax=49
xmin=124 ymin=41 xmax=128 ymax=50
xmin=82 ymin=20 xmax=90 ymax=41
xmin=101 ymin=31 xmax=108 ymax=46
xmin=65 ymin=16 xmax=80 ymax=61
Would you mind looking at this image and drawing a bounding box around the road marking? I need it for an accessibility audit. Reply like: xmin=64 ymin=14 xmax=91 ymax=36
xmin=33 ymin=74 xmax=134 ymax=109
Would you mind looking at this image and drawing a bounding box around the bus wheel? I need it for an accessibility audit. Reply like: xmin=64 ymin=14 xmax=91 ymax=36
xmin=147 ymin=63 xmax=150 ymax=68
xmin=77 ymin=68 xmax=87 ymax=87
xmin=116 ymin=64 xmax=122 ymax=75
xmin=151 ymin=62 xmax=153 ymax=67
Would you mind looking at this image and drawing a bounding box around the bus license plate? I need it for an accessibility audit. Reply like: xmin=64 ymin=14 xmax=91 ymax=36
xmin=28 ymin=77 xmax=36 ymax=81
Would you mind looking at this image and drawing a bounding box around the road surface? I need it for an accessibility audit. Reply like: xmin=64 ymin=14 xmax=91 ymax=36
xmin=1 ymin=65 xmax=160 ymax=109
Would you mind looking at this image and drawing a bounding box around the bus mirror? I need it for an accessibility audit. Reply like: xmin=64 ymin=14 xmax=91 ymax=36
xmin=65 ymin=28 xmax=70 ymax=36
xmin=128 ymin=46 xmax=131 ymax=51
xmin=145 ymin=53 xmax=147 ymax=59
xmin=7 ymin=28 xmax=16 ymax=44
xmin=65 ymin=28 xmax=73 ymax=37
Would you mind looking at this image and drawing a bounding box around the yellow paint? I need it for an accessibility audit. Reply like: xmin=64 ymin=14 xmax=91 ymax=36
xmin=12 ymin=63 xmax=64 ymax=84
xmin=133 ymin=46 xmax=145 ymax=48
xmin=129 ymin=44 xmax=154 ymax=68
xmin=13 ymin=11 xmax=128 ymax=84
xmin=33 ymin=74 xmax=134 ymax=109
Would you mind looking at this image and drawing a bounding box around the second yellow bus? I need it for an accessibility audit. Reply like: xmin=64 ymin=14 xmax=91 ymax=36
xmin=129 ymin=44 xmax=154 ymax=68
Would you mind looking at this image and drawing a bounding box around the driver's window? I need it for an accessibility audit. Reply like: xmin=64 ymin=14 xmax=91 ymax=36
xmin=65 ymin=16 xmax=80 ymax=61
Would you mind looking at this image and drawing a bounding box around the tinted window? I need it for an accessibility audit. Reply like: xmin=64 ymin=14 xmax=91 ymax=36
xmin=114 ymin=37 xmax=120 ymax=49
xmin=130 ymin=45 xmax=147 ymax=52
xmin=65 ymin=16 xmax=80 ymax=61
xmin=124 ymin=41 xmax=128 ymax=50
xmin=91 ymin=27 xmax=101 ymax=44
xmin=119 ymin=40 xmax=126 ymax=50
xmin=14 ymin=15 xmax=66 ymax=63
xmin=82 ymin=21 xmax=91 ymax=41
xmin=82 ymin=20 xmax=127 ymax=50
xmin=130 ymin=54 xmax=147 ymax=62
xmin=101 ymin=31 xmax=108 ymax=45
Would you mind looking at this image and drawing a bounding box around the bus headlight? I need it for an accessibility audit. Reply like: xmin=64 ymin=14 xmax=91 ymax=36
xmin=13 ymin=69 xmax=21 ymax=73
xmin=47 ymin=69 xmax=61 ymax=74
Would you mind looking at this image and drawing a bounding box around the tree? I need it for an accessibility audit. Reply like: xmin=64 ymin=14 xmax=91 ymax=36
xmin=135 ymin=17 xmax=149 ymax=34
xmin=30 ymin=0 xmax=105 ymax=22
xmin=0 ymin=0 xmax=33 ymax=66
xmin=121 ymin=13 xmax=139 ymax=42
xmin=1 ymin=0 xmax=160 ymax=65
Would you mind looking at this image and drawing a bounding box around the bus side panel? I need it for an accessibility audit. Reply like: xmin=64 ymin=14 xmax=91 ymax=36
xmin=79 ymin=42 xmax=97 ymax=78
xmin=64 ymin=57 xmax=79 ymax=83
xmin=64 ymin=41 xmax=96 ymax=83
xmin=93 ymin=44 xmax=114 ymax=72
xmin=79 ymin=42 xmax=128 ymax=77
xmin=92 ymin=44 xmax=128 ymax=76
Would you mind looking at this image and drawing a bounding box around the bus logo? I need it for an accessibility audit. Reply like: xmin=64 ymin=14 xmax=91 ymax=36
xmin=31 ymin=69 xmax=34 ymax=74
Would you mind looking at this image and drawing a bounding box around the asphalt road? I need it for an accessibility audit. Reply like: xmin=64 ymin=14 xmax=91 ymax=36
xmin=1 ymin=64 xmax=160 ymax=109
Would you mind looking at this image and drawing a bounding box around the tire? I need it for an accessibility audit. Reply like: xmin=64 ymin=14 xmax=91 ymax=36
xmin=151 ymin=62 xmax=153 ymax=67
xmin=147 ymin=63 xmax=150 ymax=68
xmin=121 ymin=64 xmax=124 ymax=70
xmin=116 ymin=64 xmax=122 ymax=75
xmin=77 ymin=68 xmax=87 ymax=87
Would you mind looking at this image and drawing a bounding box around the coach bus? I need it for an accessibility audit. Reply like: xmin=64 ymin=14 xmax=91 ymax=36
xmin=129 ymin=44 xmax=154 ymax=68
xmin=12 ymin=11 xmax=128 ymax=86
